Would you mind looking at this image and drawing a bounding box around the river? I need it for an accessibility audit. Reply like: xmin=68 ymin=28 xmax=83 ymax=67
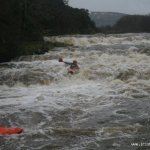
xmin=0 ymin=33 xmax=150 ymax=150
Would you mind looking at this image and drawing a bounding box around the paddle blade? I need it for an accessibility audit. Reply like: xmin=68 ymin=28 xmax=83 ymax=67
xmin=59 ymin=58 xmax=63 ymax=62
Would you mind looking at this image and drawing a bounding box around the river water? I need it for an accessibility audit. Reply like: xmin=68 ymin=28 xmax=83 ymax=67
xmin=0 ymin=33 xmax=150 ymax=150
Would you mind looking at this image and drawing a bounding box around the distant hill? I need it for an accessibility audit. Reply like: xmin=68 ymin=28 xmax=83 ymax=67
xmin=89 ymin=12 xmax=127 ymax=27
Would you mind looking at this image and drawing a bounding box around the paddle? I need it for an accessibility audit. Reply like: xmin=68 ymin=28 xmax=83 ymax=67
xmin=58 ymin=58 xmax=63 ymax=62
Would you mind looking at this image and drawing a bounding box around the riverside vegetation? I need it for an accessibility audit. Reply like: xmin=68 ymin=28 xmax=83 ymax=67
xmin=0 ymin=0 xmax=96 ymax=62
xmin=0 ymin=0 xmax=150 ymax=62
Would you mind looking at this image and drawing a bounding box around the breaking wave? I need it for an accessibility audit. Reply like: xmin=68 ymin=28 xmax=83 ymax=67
xmin=0 ymin=33 xmax=150 ymax=150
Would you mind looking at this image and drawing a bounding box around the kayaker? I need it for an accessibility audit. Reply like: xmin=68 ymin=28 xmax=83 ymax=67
xmin=59 ymin=58 xmax=80 ymax=74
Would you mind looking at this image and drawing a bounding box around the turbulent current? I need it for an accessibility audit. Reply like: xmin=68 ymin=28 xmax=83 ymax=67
xmin=0 ymin=33 xmax=150 ymax=150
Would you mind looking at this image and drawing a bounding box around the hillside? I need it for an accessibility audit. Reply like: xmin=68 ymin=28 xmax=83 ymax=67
xmin=89 ymin=12 xmax=127 ymax=27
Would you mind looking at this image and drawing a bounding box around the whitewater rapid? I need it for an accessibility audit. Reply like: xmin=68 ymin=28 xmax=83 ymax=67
xmin=0 ymin=33 xmax=150 ymax=150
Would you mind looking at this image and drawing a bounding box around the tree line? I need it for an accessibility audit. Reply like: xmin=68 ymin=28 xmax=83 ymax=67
xmin=0 ymin=0 xmax=150 ymax=63
xmin=0 ymin=0 xmax=96 ymax=63
xmin=98 ymin=14 xmax=150 ymax=33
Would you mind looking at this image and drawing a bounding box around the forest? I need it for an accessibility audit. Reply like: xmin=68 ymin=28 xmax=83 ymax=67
xmin=99 ymin=15 xmax=150 ymax=33
xmin=0 ymin=0 xmax=150 ymax=63
xmin=0 ymin=0 xmax=96 ymax=62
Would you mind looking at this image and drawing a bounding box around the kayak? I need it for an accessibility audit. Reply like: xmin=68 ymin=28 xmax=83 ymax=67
xmin=68 ymin=68 xmax=79 ymax=74
xmin=0 ymin=127 xmax=23 ymax=135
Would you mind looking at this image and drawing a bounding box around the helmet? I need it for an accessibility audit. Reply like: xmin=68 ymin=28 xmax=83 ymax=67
xmin=73 ymin=60 xmax=77 ymax=63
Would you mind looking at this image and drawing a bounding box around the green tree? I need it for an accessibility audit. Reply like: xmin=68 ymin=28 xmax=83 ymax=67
xmin=0 ymin=0 xmax=96 ymax=62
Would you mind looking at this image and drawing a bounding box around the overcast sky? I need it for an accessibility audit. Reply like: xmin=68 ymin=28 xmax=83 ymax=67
xmin=69 ymin=0 xmax=150 ymax=15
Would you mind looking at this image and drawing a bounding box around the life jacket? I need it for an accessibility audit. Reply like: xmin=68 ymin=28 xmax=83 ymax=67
xmin=70 ymin=63 xmax=79 ymax=69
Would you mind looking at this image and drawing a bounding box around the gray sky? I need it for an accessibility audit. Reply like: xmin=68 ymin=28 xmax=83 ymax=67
xmin=69 ymin=0 xmax=150 ymax=15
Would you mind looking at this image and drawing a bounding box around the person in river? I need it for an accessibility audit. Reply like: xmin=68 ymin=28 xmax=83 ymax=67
xmin=59 ymin=58 xmax=80 ymax=74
